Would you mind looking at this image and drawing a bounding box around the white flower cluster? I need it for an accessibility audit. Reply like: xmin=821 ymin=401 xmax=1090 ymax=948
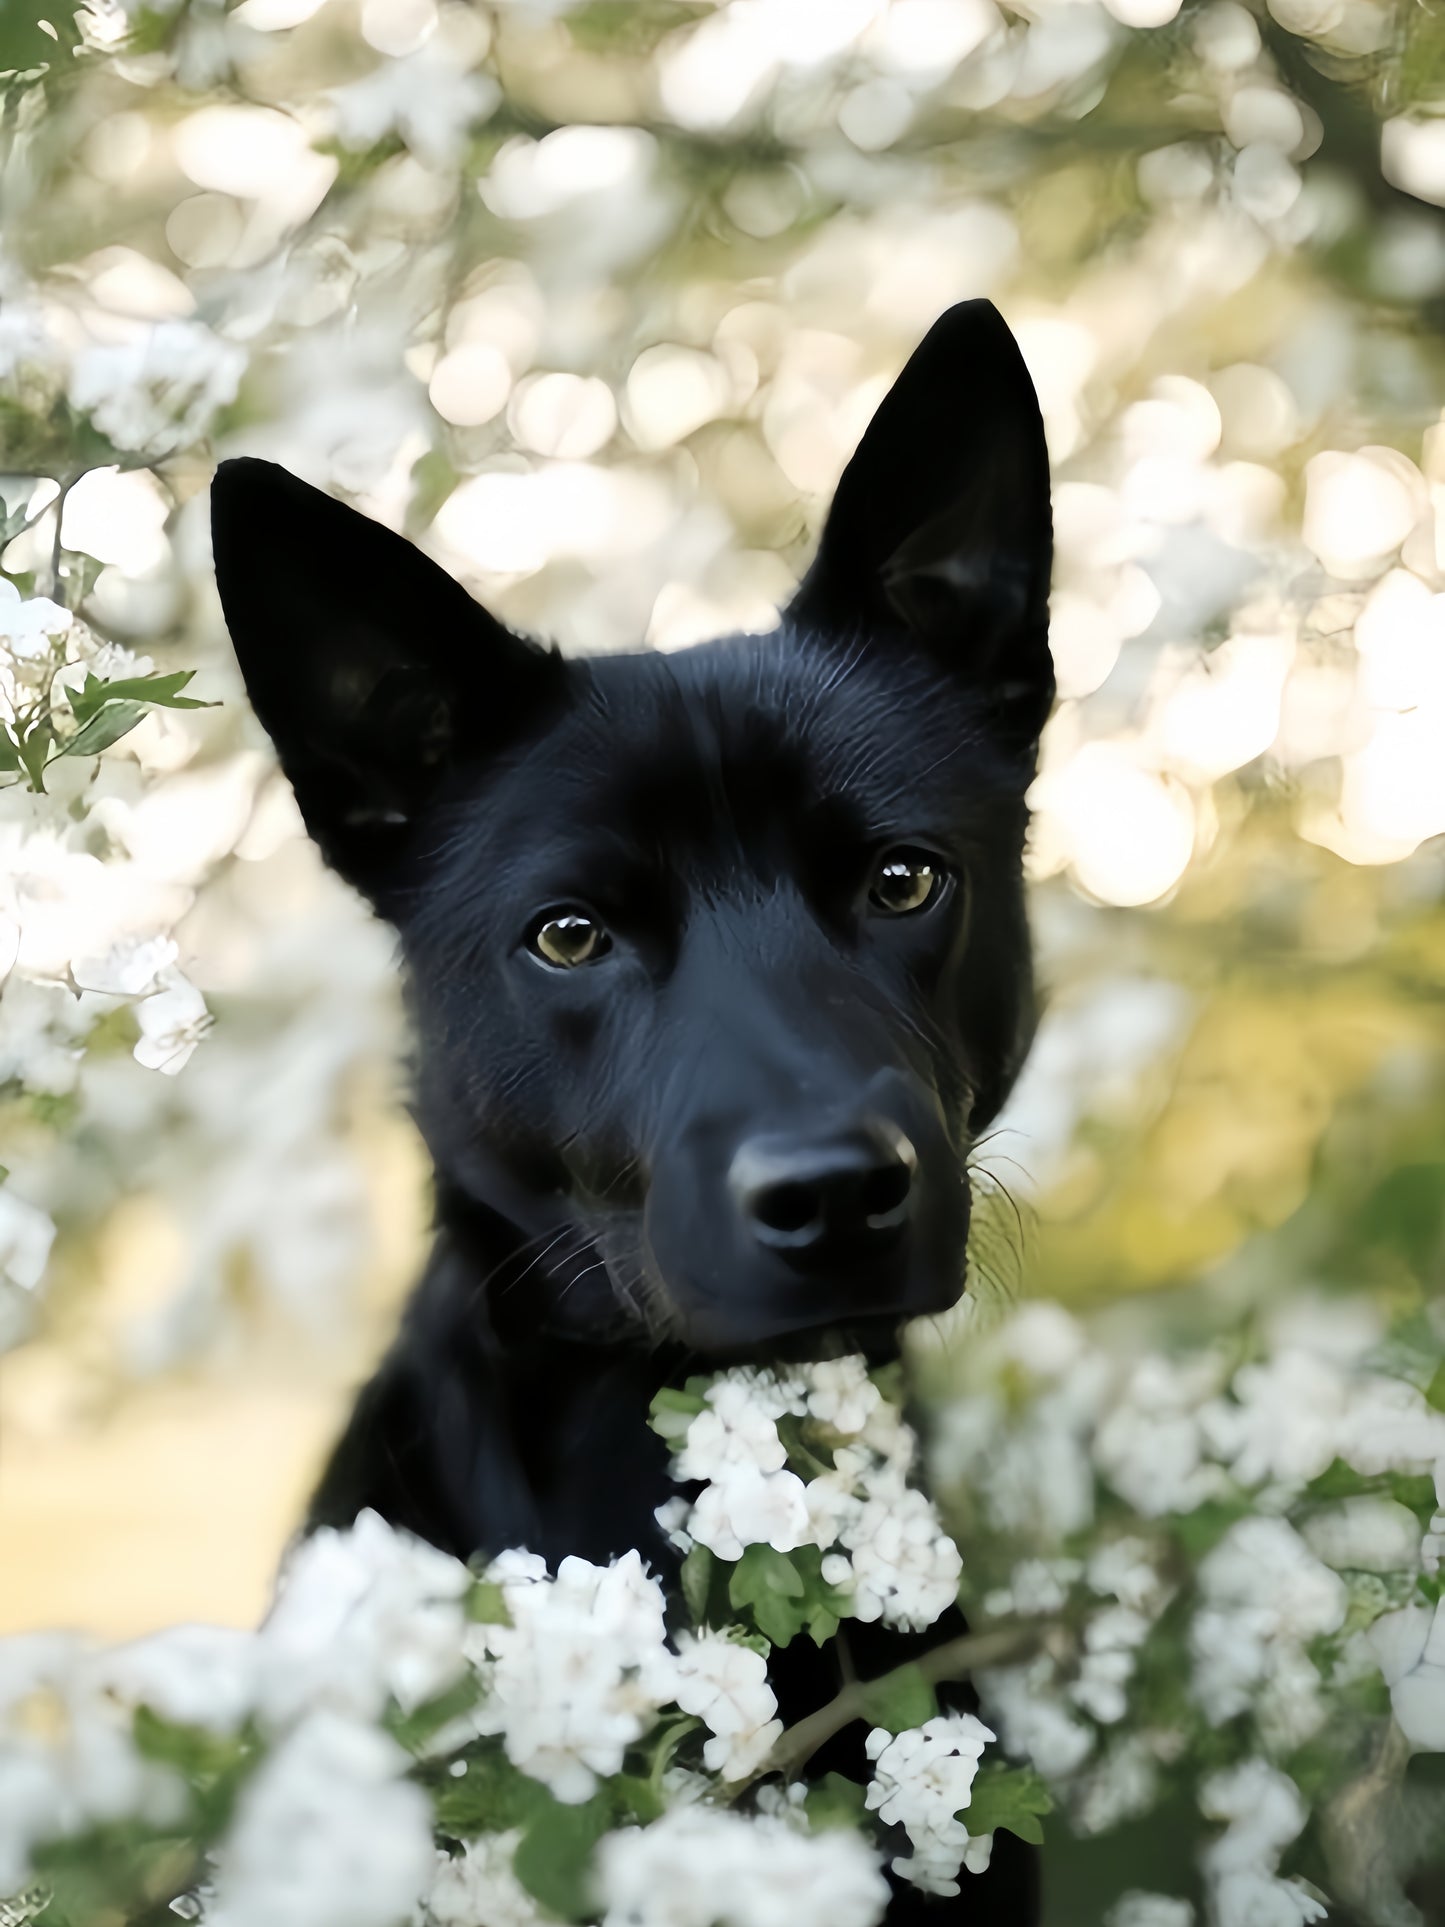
xmin=1199 ymin=1761 xmax=1326 ymax=1927
xmin=594 ymin=1804 xmax=890 ymax=1927
xmin=1 ymin=276 xmax=241 ymax=460
xmin=938 ymin=1294 xmax=1445 ymax=1917
xmin=1367 ymin=1584 xmax=1445 ymax=1752
xmin=864 ymin=1713 xmax=995 ymax=1896
xmin=660 ymin=1356 xmax=963 ymax=1633
xmin=452 ymin=1547 xmax=784 ymax=1800
xmin=0 ymin=1501 xmax=902 ymax=1927
xmin=464 ymin=1549 xmax=672 ymax=1804
xmin=0 ymin=587 xmax=220 ymax=1120
xmin=1190 ymin=1517 xmax=1346 ymax=1747
xmin=420 ymin=1829 xmax=562 ymax=1927
xmin=0 ymin=1514 xmax=468 ymax=1924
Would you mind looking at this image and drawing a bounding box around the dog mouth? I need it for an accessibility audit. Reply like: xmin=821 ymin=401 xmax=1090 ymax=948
xmin=531 ymin=1209 xmax=965 ymax=1365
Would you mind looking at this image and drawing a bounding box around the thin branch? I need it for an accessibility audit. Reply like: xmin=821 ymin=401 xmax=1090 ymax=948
xmin=760 ymin=1617 xmax=1055 ymax=1786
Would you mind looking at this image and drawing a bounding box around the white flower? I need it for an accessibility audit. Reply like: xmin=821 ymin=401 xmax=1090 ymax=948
xmin=804 ymin=1356 xmax=882 ymax=1434
xmin=0 ymin=1189 xmax=55 ymax=1295
xmin=1190 ymin=1518 xmax=1346 ymax=1727
xmin=1072 ymin=1738 xmax=1160 ymax=1837
xmin=259 ymin=1510 xmax=472 ymax=1730
xmin=0 ymin=595 xmax=73 ymax=656
xmin=1200 ymin=1757 xmax=1308 ymax=1868
xmin=1299 ymin=1495 xmax=1421 ymax=1573
xmin=1106 ymin=1895 xmax=1194 ymax=1927
xmin=68 ymin=320 xmax=244 ymax=456
xmin=976 ymin=1657 xmax=1095 ymax=1778
xmin=420 ymin=1832 xmax=563 ymax=1926
xmin=330 ymin=49 xmax=499 ymax=170
xmin=1094 ymin=1355 xmax=1229 ymax=1518
xmin=667 ymin=1630 xmax=781 ymax=1781
xmin=133 ymin=969 xmax=210 ymax=1073
xmin=89 ymin=1625 xmax=258 ymax=1735
xmin=207 ymin=1710 xmax=434 ymax=1927
xmin=0 ymin=293 xmax=68 ymax=410
xmin=1201 ymin=1761 xmax=1326 ymax=1926
xmin=865 ymin=1714 xmax=995 ymax=1898
xmin=801 ymin=1466 xmax=862 ymax=1549
xmin=986 ymin=1556 xmax=1082 ymax=1619
xmin=0 ymin=1631 xmax=191 ymax=1893
xmin=469 ymin=1550 xmax=673 ymax=1804
xmin=654 ymin=1494 xmax=693 ymax=1552
xmin=1199 ymin=1349 xmax=1349 ymax=1490
xmin=1070 ymin=1606 xmax=1150 ymax=1725
xmin=1086 ymin=1539 xmax=1165 ymax=1611
xmin=865 ymin=1713 xmax=992 ymax=1830
xmin=674 ymin=1378 xmax=788 ymax=1482
xmin=1367 ymin=1599 xmax=1445 ymax=1749
xmin=1210 ymin=1872 xmax=1327 ymax=1927
xmin=841 ymin=1485 xmax=961 ymax=1631
xmin=595 ymin=1805 xmax=890 ymax=1927
xmin=890 ymin=1824 xmax=994 ymax=1894
xmin=72 ymin=932 xmax=179 ymax=997
xmin=1338 ymin=1374 xmax=1445 ymax=1476
xmin=687 ymin=1466 xmax=811 ymax=1561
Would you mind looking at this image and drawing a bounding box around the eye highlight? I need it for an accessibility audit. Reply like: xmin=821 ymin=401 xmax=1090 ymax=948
xmin=868 ymin=848 xmax=948 ymax=917
xmin=529 ymin=910 xmax=610 ymax=969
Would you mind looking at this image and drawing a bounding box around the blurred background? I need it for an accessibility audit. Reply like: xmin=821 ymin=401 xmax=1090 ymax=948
xmin=1 ymin=0 xmax=1443 ymax=1698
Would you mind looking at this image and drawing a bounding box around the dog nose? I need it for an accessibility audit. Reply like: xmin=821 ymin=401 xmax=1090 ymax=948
xmin=729 ymin=1119 xmax=916 ymax=1266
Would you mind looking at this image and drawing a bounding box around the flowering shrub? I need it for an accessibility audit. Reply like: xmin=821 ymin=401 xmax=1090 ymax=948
xmin=4 ymin=1311 xmax=1445 ymax=1925
xmin=6 ymin=2 xmax=1445 ymax=1924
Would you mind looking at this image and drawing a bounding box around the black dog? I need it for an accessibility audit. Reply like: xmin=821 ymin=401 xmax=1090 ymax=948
xmin=212 ymin=299 xmax=1053 ymax=1923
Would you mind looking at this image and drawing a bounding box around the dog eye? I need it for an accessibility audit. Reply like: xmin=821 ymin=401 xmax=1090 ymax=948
xmin=868 ymin=849 xmax=946 ymax=916
xmin=529 ymin=911 xmax=610 ymax=968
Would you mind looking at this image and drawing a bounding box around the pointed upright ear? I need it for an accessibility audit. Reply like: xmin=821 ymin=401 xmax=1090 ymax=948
xmin=211 ymin=460 xmax=566 ymax=908
xmin=789 ymin=300 xmax=1054 ymax=745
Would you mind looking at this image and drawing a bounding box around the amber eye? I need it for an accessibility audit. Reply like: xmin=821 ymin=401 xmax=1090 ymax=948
xmin=868 ymin=849 xmax=946 ymax=917
xmin=529 ymin=911 xmax=610 ymax=968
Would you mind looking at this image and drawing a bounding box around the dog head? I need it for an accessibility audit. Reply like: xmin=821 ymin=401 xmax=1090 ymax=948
xmin=212 ymin=300 xmax=1052 ymax=1360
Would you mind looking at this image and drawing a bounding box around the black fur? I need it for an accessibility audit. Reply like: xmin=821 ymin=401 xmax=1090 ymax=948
xmin=212 ymin=299 xmax=1053 ymax=1924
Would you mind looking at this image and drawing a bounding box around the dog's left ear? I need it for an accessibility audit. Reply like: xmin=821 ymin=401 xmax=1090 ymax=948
xmin=211 ymin=459 xmax=566 ymax=910
xmin=789 ymin=300 xmax=1054 ymax=745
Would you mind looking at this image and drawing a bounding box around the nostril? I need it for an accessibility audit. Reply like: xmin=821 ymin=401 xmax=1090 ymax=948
xmin=858 ymin=1160 xmax=911 ymax=1225
xmin=753 ymin=1180 xmax=821 ymax=1237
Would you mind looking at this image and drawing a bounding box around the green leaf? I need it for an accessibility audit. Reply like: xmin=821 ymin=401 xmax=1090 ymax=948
xmin=680 ymin=1544 xmax=714 ymax=1625
xmin=786 ymin=1545 xmax=856 ymax=1647
xmin=59 ymin=701 xmax=147 ymax=760
xmin=88 ymin=668 xmax=210 ymax=711
xmin=857 ymin=1662 xmax=937 ymax=1735
xmin=466 ymin=1577 xmax=511 ymax=1625
xmin=512 ymin=1792 xmax=610 ymax=1922
xmin=804 ymin=1772 xmax=868 ymax=1832
xmin=1302 ymin=1460 xmax=1439 ymax=1522
xmin=429 ymin=1745 xmax=551 ymax=1839
xmin=65 ymin=671 xmax=109 ymax=725
xmin=386 ymin=1670 xmax=484 ymax=1754
xmin=962 ymin=1764 xmax=1053 ymax=1846
xmin=648 ymin=1383 xmax=708 ymax=1439
xmin=1172 ymin=1496 xmax=1253 ymax=1558
xmin=0 ymin=728 xmax=21 ymax=773
xmin=729 ymin=1543 xmax=806 ymax=1647
xmin=1306 ymin=1457 xmax=1380 ymax=1503
xmin=1426 ymin=1360 xmax=1445 ymax=1414
xmin=17 ymin=723 xmax=50 ymax=792
xmin=613 ymin=1773 xmax=665 ymax=1824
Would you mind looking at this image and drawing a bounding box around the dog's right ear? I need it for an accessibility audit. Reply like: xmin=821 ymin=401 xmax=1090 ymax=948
xmin=211 ymin=460 xmax=566 ymax=909
xmin=788 ymin=300 xmax=1054 ymax=748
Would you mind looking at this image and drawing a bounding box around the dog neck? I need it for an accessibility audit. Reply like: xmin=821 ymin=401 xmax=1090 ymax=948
xmin=308 ymin=1202 xmax=680 ymax=1570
